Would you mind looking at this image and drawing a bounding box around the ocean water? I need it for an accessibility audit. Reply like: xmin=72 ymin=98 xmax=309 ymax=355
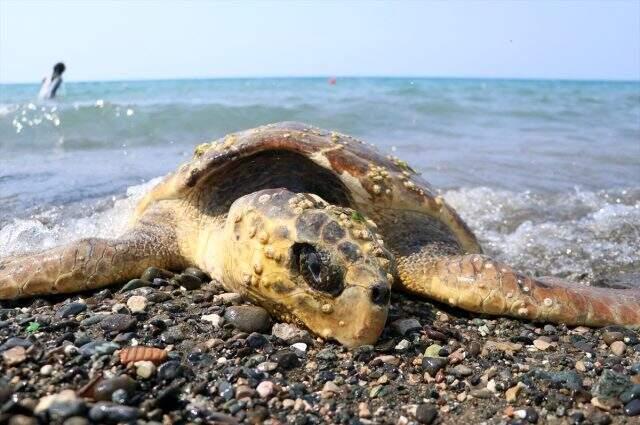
xmin=0 ymin=78 xmax=639 ymax=286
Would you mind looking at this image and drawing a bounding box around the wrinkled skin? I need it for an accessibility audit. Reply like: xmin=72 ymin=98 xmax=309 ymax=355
xmin=1 ymin=122 xmax=639 ymax=348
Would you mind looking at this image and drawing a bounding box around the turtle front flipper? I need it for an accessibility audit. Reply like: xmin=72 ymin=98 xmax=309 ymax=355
xmin=0 ymin=223 xmax=185 ymax=300
xmin=396 ymin=251 xmax=640 ymax=328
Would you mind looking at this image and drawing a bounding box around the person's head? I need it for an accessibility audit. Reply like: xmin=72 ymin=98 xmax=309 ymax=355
xmin=53 ymin=62 xmax=66 ymax=76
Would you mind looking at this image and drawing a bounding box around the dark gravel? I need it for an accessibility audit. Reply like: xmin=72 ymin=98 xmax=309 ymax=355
xmin=1 ymin=267 xmax=639 ymax=424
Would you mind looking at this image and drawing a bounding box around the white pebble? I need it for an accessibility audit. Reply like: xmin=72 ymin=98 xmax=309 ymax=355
xmin=291 ymin=342 xmax=307 ymax=352
xmin=39 ymin=364 xmax=53 ymax=376
xmin=256 ymin=380 xmax=274 ymax=398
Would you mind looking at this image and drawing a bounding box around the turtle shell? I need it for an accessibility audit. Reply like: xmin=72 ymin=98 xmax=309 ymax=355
xmin=135 ymin=122 xmax=481 ymax=255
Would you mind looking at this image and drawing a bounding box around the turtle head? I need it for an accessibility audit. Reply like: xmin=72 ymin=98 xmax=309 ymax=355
xmin=224 ymin=189 xmax=393 ymax=347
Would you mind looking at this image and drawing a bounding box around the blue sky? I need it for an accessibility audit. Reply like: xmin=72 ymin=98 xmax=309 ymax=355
xmin=0 ymin=0 xmax=638 ymax=83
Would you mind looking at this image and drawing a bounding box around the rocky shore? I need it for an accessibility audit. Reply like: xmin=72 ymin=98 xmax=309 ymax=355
xmin=1 ymin=267 xmax=639 ymax=424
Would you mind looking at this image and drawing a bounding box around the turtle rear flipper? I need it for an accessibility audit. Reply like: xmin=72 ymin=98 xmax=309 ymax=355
xmin=0 ymin=223 xmax=184 ymax=300
xmin=396 ymin=251 xmax=640 ymax=327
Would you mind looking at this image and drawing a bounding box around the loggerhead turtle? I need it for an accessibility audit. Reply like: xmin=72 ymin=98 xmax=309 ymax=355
xmin=1 ymin=122 xmax=638 ymax=347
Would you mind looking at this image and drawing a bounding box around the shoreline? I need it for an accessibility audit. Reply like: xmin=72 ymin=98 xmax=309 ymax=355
xmin=1 ymin=267 xmax=639 ymax=424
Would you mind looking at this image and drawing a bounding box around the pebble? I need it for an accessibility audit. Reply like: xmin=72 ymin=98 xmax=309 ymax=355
xmin=126 ymin=295 xmax=148 ymax=313
xmin=135 ymin=360 xmax=157 ymax=379
xmin=0 ymin=337 xmax=32 ymax=352
xmin=624 ymin=399 xmax=640 ymax=416
xmin=158 ymin=360 xmax=185 ymax=381
xmin=257 ymin=361 xmax=278 ymax=372
xmin=391 ymin=318 xmax=422 ymax=335
xmin=415 ymin=403 xmax=438 ymax=424
xmin=235 ymin=384 xmax=255 ymax=399
xmin=94 ymin=375 xmax=137 ymax=401
xmin=602 ymin=331 xmax=624 ymax=345
xmin=291 ymin=342 xmax=307 ymax=352
xmin=422 ymin=356 xmax=448 ymax=376
xmin=256 ymin=380 xmax=275 ymax=398
xmin=271 ymin=349 xmax=300 ymax=369
xmin=376 ymin=355 xmax=401 ymax=366
xmin=575 ymin=360 xmax=587 ymax=372
xmin=35 ymin=390 xmax=82 ymax=417
xmin=100 ymin=314 xmax=137 ymax=333
xmin=358 ymin=402 xmax=372 ymax=418
xmin=78 ymin=341 xmax=119 ymax=357
xmin=272 ymin=322 xmax=311 ymax=343
xmin=395 ymin=339 xmax=411 ymax=351
xmin=223 ymin=305 xmax=272 ymax=333
xmin=505 ymin=383 xmax=525 ymax=403
xmin=451 ymin=364 xmax=473 ymax=377
xmin=171 ymin=273 xmax=202 ymax=290
xmin=2 ymin=346 xmax=26 ymax=366
xmin=424 ymin=344 xmax=443 ymax=358
xmin=119 ymin=278 xmax=151 ymax=292
xmin=595 ymin=369 xmax=632 ymax=398
xmin=215 ymin=292 xmax=243 ymax=304
xmin=55 ymin=302 xmax=87 ymax=318
xmin=247 ymin=332 xmax=268 ymax=348
xmin=89 ymin=402 xmax=140 ymax=423
xmin=610 ymin=340 xmax=626 ymax=356
xmin=201 ymin=313 xmax=224 ymax=328
xmin=533 ymin=338 xmax=552 ymax=351
xmin=183 ymin=266 xmax=210 ymax=281
xmin=141 ymin=267 xmax=174 ymax=282
xmin=40 ymin=364 xmax=53 ymax=376
xmin=317 ymin=348 xmax=337 ymax=361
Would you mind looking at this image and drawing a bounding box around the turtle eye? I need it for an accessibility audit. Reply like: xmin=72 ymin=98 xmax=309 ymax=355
xmin=292 ymin=243 xmax=344 ymax=296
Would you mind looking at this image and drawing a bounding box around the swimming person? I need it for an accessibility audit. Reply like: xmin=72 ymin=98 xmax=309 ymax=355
xmin=38 ymin=62 xmax=66 ymax=99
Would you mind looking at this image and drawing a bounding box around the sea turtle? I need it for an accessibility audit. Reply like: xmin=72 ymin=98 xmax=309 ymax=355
xmin=1 ymin=122 xmax=638 ymax=347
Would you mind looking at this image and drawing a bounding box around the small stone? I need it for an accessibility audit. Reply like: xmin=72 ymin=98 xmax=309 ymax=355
xmin=215 ymin=292 xmax=243 ymax=304
xmin=40 ymin=364 xmax=53 ymax=376
xmin=3 ymin=346 xmax=26 ymax=366
xmin=257 ymin=361 xmax=278 ymax=372
xmin=271 ymin=349 xmax=299 ymax=369
xmin=602 ymin=331 xmax=624 ymax=345
xmin=592 ymin=397 xmax=612 ymax=411
xmin=88 ymin=402 xmax=139 ymax=423
xmin=391 ymin=318 xmax=422 ymax=335
xmin=451 ymin=364 xmax=473 ymax=377
xmin=55 ymin=302 xmax=87 ymax=318
xmin=291 ymin=342 xmax=307 ymax=352
xmin=395 ymin=339 xmax=411 ymax=351
xmin=321 ymin=381 xmax=341 ymax=398
xmin=135 ymin=360 xmax=156 ymax=379
xmin=317 ymin=348 xmax=337 ymax=361
xmin=94 ymin=375 xmax=137 ymax=401
xmin=78 ymin=341 xmax=119 ymax=358
xmin=594 ymin=369 xmax=632 ymax=399
xmin=158 ymin=361 xmax=185 ymax=381
xmin=235 ymin=384 xmax=254 ymax=399
xmin=126 ymin=296 xmax=148 ymax=314
xmin=224 ymin=305 xmax=272 ymax=333
xmin=247 ymin=332 xmax=268 ymax=348
xmin=422 ymin=357 xmax=448 ymax=376
xmin=575 ymin=360 xmax=587 ymax=372
xmin=424 ymin=344 xmax=443 ymax=358
xmin=470 ymin=388 xmax=494 ymax=399
xmin=119 ymin=278 xmax=151 ymax=292
xmin=141 ymin=267 xmax=174 ymax=282
xmin=256 ymin=381 xmax=274 ymax=398
xmin=415 ymin=403 xmax=438 ymax=424
xmin=358 ymin=402 xmax=371 ymax=418
xmin=624 ymin=399 xmax=640 ymax=416
xmin=611 ymin=341 xmax=626 ymax=356
xmin=171 ymin=273 xmax=202 ymax=290
xmin=505 ymin=383 xmax=524 ymax=403
xmin=201 ymin=313 xmax=224 ymax=328
xmin=35 ymin=390 xmax=81 ymax=416
xmin=8 ymin=415 xmax=38 ymax=425
xmin=0 ymin=337 xmax=32 ymax=352
xmin=183 ymin=267 xmax=210 ymax=282
xmin=482 ymin=340 xmax=522 ymax=355
xmin=272 ymin=322 xmax=311 ymax=343
xmin=100 ymin=314 xmax=137 ymax=333
xmin=376 ymin=355 xmax=400 ymax=366
xmin=533 ymin=338 xmax=552 ymax=351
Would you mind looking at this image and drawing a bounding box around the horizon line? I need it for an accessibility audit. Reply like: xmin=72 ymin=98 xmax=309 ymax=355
xmin=1 ymin=74 xmax=639 ymax=86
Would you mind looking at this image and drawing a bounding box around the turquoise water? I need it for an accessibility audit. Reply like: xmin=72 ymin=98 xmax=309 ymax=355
xmin=0 ymin=78 xmax=639 ymax=284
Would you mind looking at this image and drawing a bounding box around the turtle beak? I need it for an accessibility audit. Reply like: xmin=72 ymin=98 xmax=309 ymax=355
xmin=291 ymin=285 xmax=388 ymax=348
